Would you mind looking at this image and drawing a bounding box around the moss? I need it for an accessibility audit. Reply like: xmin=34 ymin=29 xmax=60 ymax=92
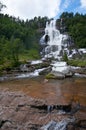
xmin=46 ymin=73 xmax=55 ymax=79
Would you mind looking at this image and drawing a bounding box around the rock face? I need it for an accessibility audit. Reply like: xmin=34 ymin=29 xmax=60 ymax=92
xmin=0 ymin=89 xmax=86 ymax=129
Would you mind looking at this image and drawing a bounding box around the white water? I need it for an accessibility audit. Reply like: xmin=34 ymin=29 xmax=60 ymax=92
xmin=42 ymin=20 xmax=70 ymax=73
xmin=41 ymin=20 xmax=86 ymax=60
xmin=45 ymin=20 xmax=62 ymax=46
xmin=51 ymin=61 xmax=69 ymax=73
xmin=43 ymin=20 xmax=67 ymax=60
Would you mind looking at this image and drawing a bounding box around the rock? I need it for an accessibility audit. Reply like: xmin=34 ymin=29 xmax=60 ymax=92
xmin=46 ymin=71 xmax=65 ymax=79
xmin=51 ymin=62 xmax=73 ymax=79
xmin=71 ymin=67 xmax=86 ymax=75
xmin=41 ymin=118 xmax=75 ymax=130
xmin=41 ymin=120 xmax=57 ymax=130
xmin=44 ymin=79 xmax=48 ymax=83
xmin=39 ymin=66 xmax=51 ymax=75
xmin=75 ymin=120 xmax=86 ymax=129
xmin=65 ymin=71 xmax=74 ymax=77
xmin=19 ymin=64 xmax=29 ymax=72
xmin=67 ymin=124 xmax=74 ymax=130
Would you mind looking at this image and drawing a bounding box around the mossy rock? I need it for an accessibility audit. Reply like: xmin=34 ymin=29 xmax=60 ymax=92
xmin=46 ymin=73 xmax=56 ymax=79
xmin=46 ymin=72 xmax=65 ymax=79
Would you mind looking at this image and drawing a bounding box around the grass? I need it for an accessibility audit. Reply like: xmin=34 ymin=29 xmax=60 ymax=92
xmin=0 ymin=49 xmax=41 ymax=74
xmin=19 ymin=49 xmax=40 ymax=62
xmin=67 ymin=59 xmax=86 ymax=67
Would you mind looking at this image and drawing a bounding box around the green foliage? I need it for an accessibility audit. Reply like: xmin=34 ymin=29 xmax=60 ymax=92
xmin=62 ymin=52 xmax=68 ymax=62
xmin=60 ymin=12 xmax=86 ymax=48
xmin=0 ymin=10 xmax=86 ymax=71
xmin=0 ymin=13 xmax=49 ymax=69
xmin=19 ymin=49 xmax=40 ymax=61
xmin=67 ymin=59 xmax=86 ymax=67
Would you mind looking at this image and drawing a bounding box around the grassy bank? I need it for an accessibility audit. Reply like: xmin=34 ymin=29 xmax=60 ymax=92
xmin=67 ymin=59 xmax=86 ymax=67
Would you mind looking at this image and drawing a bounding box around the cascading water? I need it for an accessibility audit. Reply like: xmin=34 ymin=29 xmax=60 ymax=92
xmin=40 ymin=20 xmax=72 ymax=75
xmin=41 ymin=19 xmax=67 ymax=60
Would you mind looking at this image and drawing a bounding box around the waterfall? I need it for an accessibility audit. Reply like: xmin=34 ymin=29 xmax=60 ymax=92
xmin=40 ymin=20 xmax=68 ymax=60
xmin=40 ymin=20 xmax=73 ymax=75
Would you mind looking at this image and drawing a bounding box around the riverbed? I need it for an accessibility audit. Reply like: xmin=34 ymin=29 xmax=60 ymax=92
xmin=0 ymin=77 xmax=86 ymax=106
xmin=0 ymin=77 xmax=86 ymax=129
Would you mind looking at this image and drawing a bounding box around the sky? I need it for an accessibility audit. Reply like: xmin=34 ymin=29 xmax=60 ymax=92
xmin=1 ymin=0 xmax=86 ymax=20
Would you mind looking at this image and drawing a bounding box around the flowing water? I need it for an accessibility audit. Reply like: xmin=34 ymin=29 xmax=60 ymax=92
xmin=40 ymin=19 xmax=69 ymax=60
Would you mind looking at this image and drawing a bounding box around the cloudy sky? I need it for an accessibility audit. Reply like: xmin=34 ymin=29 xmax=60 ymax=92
xmin=1 ymin=0 xmax=86 ymax=20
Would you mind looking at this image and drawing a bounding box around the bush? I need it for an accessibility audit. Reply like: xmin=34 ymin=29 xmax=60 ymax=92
xmin=63 ymin=52 xmax=68 ymax=62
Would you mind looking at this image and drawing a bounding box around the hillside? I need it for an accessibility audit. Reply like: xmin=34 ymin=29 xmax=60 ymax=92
xmin=0 ymin=11 xmax=86 ymax=70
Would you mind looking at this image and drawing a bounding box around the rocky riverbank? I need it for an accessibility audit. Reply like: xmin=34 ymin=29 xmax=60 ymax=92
xmin=0 ymin=89 xmax=86 ymax=130
xmin=0 ymin=59 xmax=86 ymax=82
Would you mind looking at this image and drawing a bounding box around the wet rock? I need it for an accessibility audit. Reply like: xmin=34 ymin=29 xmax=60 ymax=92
xmin=0 ymin=120 xmax=11 ymax=128
xmin=1 ymin=121 xmax=12 ymax=130
xmin=41 ymin=120 xmax=57 ymax=130
xmin=46 ymin=71 xmax=65 ymax=79
xmin=71 ymin=67 xmax=86 ymax=75
xmin=39 ymin=66 xmax=51 ymax=75
xmin=30 ymin=104 xmax=72 ymax=113
xmin=19 ymin=64 xmax=35 ymax=72
xmin=75 ymin=120 xmax=86 ymax=129
xmin=0 ymin=90 xmax=85 ymax=130
xmin=65 ymin=71 xmax=74 ymax=77
xmin=41 ymin=118 xmax=75 ymax=130
xmin=67 ymin=124 xmax=74 ymax=130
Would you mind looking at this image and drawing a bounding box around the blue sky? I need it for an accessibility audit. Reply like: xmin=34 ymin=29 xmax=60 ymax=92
xmin=56 ymin=0 xmax=86 ymax=18
xmin=1 ymin=0 xmax=86 ymax=20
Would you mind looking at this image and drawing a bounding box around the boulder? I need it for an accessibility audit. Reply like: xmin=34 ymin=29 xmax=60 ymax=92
xmin=71 ymin=67 xmax=86 ymax=75
xmin=46 ymin=71 xmax=65 ymax=79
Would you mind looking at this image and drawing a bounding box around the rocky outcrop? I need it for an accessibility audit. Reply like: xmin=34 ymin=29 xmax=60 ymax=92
xmin=0 ymin=90 xmax=86 ymax=129
xmin=71 ymin=67 xmax=86 ymax=75
xmin=41 ymin=118 xmax=75 ymax=130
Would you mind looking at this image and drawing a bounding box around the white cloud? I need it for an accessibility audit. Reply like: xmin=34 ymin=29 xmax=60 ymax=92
xmin=80 ymin=0 xmax=86 ymax=8
xmin=56 ymin=0 xmax=72 ymax=17
xmin=1 ymin=0 xmax=61 ymax=20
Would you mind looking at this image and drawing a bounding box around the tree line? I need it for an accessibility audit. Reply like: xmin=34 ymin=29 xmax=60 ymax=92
xmin=60 ymin=12 xmax=86 ymax=48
